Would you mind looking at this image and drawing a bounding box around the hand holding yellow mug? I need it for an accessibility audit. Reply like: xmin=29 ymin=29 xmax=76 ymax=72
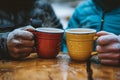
xmin=65 ymin=28 xmax=98 ymax=61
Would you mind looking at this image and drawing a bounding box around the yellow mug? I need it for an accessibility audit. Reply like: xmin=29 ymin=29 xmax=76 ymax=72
xmin=65 ymin=28 xmax=97 ymax=61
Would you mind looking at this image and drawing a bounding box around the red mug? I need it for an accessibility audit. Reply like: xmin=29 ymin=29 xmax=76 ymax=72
xmin=32 ymin=28 xmax=64 ymax=58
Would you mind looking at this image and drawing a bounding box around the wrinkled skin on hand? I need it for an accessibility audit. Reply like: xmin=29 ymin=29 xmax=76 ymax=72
xmin=7 ymin=26 xmax=35 ymax=59
xmin=96 ymin=31 xmax=120 ymax=66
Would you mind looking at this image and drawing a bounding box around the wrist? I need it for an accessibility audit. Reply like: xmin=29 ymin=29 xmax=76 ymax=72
xmin=0 ymin=32 xmax=13 ymax=60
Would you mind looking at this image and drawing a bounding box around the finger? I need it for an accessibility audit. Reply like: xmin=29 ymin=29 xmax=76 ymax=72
xmin=20 ymin=25 xmax=35 ymax=30
xmin=9 ymin=48 xmax=21 ymax=59
xmin=17 ymin=47 xmax=34 ymax=53
xmin=10 ymin=39 xmax=35 ymax=48
xmin=98 ymin=53 xmax=120 ymax=60
xmin=100 ymin=59 xmax=120 ymax=66
xmin=97 ymin=35 xmax=119 ymax=45
xmin=11 ymin=52 xmax=30 ymax=59
xmin=96 ymin=43 xmax=120 ymax=52
xmin=13 ymin=30 xmax=34 ymax=40
xmin=96 ymin=31 xmax=114 ymax=36
xmin=19 ymin=52 xmax=31 ymax=58
xmin=11 ymin=47 xmax=33 ymax=58
xmin=26 ymin=28 xmax=36 ymax=32
xmin=17 ymin=39 xmax=35 ymax=47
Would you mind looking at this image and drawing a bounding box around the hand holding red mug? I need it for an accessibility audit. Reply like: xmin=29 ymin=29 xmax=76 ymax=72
xmin=96 ymin=31 xmax=120 ymax=66
xmin=7 ymin=26 xmax=35 ymax=59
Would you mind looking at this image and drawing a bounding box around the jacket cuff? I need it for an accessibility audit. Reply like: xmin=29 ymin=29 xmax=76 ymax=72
xmin=0 ymin=32 xmax=13 ymax=60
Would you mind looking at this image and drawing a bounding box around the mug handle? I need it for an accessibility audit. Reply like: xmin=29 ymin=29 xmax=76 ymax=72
xmin=91 ymin=35 xmax=98 ymax=56
xmin=91 ymin=51 xmax=98 ymax=55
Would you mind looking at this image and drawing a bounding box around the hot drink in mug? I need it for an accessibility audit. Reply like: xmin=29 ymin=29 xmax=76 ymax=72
xmin=32 ymin=28 xmax=64 ymax=58
xmin=65 ymin=28 xmax=97 ymax=61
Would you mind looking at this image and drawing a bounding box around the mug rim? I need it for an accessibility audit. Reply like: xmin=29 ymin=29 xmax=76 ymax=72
xmin=65 ymin=28 xmax=96 ymax=34
xmin=36 ymin=27 xmax=64 ymax=33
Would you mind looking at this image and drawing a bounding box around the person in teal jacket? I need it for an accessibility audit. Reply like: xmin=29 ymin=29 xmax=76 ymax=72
xmin=68 ymin=0 xmax=120 ymax=34
xmin=64 ymin=0 xmax=120 ymax=66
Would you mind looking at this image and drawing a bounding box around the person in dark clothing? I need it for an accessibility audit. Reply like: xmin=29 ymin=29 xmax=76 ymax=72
xmin=0 ymin=0 xmax=63 ymax=60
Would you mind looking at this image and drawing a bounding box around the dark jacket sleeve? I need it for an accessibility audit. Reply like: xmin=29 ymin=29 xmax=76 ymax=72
xmin=0 ymin=10 xmax=16 ymax=60
xmin=0 ymin=32 xmax=12 ymax=60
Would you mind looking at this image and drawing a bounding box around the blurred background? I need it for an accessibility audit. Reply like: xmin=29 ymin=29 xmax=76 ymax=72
xmin=49 ymin=0 xmax=85 ymax=29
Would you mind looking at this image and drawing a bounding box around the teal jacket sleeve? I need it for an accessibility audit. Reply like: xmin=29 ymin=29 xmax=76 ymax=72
xmin=67 ymin=2 xmax=86 ymax=29
xmin=68 ymin=9 xmax=81 ymax=28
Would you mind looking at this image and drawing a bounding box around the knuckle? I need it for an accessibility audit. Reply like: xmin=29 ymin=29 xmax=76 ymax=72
xmin=116 ymin=54 xmax=120 ymax=59
xmin=13 ymin=49 xmax=20 ymax=54
xmin=115 ymin=60 xmax=120 ymax=65
xmin=96 ymin=45 xmax=102 ymax=53
xmin=31 ymin=40 xmax=35 ymax=45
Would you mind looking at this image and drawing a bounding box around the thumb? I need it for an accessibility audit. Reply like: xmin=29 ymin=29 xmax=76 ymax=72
xmin=25 ymin=25 xmax=36 ymax=32
xmin=19 ymin=25 xmax=35 ymax=31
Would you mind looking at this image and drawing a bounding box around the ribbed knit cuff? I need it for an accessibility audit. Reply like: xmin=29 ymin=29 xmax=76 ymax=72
xmin=0 ymin=32 xmax=13 ymax=60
